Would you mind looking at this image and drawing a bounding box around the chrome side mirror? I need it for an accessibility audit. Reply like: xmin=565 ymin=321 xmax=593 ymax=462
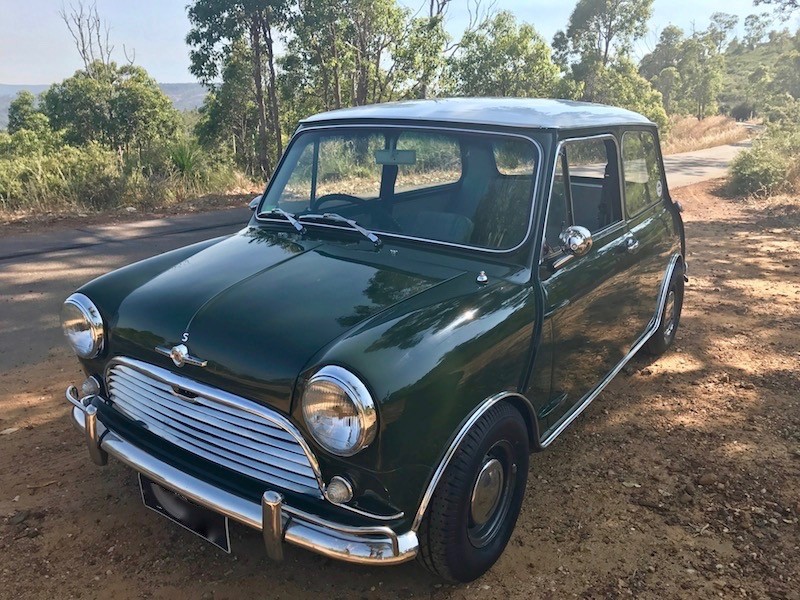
xmin=249 ymin=195 xmax=262 ymax=211
xmin=553 ymin=226 xmax=593 ymax=270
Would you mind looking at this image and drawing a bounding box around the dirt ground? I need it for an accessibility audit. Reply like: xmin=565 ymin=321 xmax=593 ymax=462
xmin=0 ymin=180 xmax=798 ymax=599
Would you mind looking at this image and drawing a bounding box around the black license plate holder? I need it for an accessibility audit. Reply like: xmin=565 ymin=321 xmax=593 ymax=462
xmin=139 ymin=474 xmax=231 ymax=553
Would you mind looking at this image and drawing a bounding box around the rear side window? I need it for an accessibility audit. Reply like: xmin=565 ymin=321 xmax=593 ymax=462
xmin=493 ymin=139 xmax=536 ymax=175
xmin=622 ymin=131 xmax=664 ymax=216
xmin=563 ymin=138 xmax=622 ymax=233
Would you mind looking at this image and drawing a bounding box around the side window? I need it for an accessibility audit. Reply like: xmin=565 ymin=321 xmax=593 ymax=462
xmin=622 ymin=131 xmax=664 ymax=216
xmin=395 ymin=132 xmax=462 ymax=193
xmin=544 ymin=156 xmax=569 ymax=254
xmin=564 ymin=138 xmax=622 ymax=233
xmin=493 ymin=139 xmax=536 ymax=175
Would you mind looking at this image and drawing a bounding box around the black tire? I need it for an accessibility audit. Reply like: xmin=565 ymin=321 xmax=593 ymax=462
xmin=645 ymin=265 xmax=684 ymax=356
xmin=417 ymin=402 xmax=529 ymax=582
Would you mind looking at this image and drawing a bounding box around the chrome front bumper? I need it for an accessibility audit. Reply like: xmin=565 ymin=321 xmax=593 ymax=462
xmin=66 ymin=386 xmax=418 ymax=565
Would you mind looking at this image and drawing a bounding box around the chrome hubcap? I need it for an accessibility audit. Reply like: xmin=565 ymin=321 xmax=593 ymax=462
xmin=470 ymin=458 xmax=504 ymax=525
xmin=467 ymin=441 xmax=516 ymax=548
xmin=663 ymin=289 xmax=676 ymax=340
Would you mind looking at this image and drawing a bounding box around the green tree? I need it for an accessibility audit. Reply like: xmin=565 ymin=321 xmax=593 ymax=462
xmin=639 ymin=25 xmax=685 ymax=80
xmin=196 ymin=41 xmax=259 ymax=174
xmin=754 ymin=0 xmax=799 ymax=17
xmin=744 ymin=13 xmax=771 ymax=48
xmin=559 ymin=0 xmax=654 ymax=67
xmin=7 ymin=91 xmax=39 ymax=134
xmin=707 ymin=12 xmax=739 ymax=52
xmin=281 ymin=0 xmax=412 ymax=113
xmin=394 ymin=13 xmax=450 ymax=99
xmin=675 ymin=34 xmax=724 ymax=119
xmin=447 ymin=11 xmax=560 ymax=97
xmin=585 ymin=59 xmax=669 ymax=129
xmin=187 ymin=0 xmax=289 ymax=175
xmin=652 ymin=66 xmax=681 ymax=113
xmin=41 ymin=62 xmax=178 ymax=152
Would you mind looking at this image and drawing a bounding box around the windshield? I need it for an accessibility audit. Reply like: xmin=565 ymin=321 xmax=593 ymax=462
xmin=259 ymin=127 xmax=539 ymax=251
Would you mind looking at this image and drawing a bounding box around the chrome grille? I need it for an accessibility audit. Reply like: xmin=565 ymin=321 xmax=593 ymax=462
xmin=105 ymin=357 xmax=322 ymax=497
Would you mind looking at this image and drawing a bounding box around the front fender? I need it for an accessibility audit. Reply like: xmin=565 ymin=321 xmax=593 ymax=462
xmin=299 ymin=274 xmax=539 ymax=523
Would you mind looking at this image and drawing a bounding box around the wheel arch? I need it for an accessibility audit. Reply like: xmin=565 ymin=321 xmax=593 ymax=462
xmin=411 ymin=391 xmax=539 ymax=532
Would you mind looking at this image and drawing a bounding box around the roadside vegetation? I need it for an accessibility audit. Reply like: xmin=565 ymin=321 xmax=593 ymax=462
xmin=661 ymin=116 xmax=750 ymax=155
xmin=1 ymin=0 xmax=799 ymax=220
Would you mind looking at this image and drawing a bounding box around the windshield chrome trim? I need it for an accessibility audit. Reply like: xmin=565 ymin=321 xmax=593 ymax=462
xmin=255 ymin=123 xmax=545 ymax=256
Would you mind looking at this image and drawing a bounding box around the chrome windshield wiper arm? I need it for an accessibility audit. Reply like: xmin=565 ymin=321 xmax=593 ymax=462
xmin=299 ymin=212 xmax=382 ymax=247
xmin=257 ymin=207 xmax=306 ymax=234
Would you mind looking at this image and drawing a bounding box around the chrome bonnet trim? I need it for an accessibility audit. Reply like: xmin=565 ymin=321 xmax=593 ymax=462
xmin=70 ymin=405 xmax=418 ymax=565
xmin=539 ymin=252 xmax=682 ymax=448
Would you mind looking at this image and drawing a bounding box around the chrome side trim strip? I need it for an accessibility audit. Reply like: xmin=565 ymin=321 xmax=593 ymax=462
xmin=411 ymin=391 xmax=531 ymax=532
xmin=70 ymin=406 xmax=418 ymax=565
xmin=538 ymin=253 xmax=681 ymax=448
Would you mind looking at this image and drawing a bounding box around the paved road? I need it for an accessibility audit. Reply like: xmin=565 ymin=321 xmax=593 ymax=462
xmin=0 ymin=140 xmax=748 ymax=372
xmin=0 ymin=207 xmax=251 ymax=371
xmin=664 ymin=140 xmax=750 ymax=189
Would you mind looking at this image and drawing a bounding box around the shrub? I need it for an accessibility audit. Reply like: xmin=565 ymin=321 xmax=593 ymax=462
xmin=728 ymin=95 xmax=800 ymax=197
xmin=730 ymin=102 xmax=755 ymax=122
xmin=0 ymin=127 xmax=238 ymax=215
xmin=729 ymin=144 xmax=791 ymax=196
xmin=0 ymin=140 xmax=122 ymax=212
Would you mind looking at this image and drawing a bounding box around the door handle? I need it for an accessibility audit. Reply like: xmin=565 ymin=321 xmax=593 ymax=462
xmin=625 ymin=236 xmax=640 ymax=254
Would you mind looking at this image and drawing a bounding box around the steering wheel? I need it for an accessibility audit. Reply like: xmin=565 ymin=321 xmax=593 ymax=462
xmin=311 ymin=193 xmax=366 ymax=211
xmin=310 ymin=193 xmax=403 ymax=232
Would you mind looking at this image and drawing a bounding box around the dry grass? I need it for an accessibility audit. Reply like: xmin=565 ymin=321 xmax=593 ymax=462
xmin=662 ymin=115 xmax=751 ymax=155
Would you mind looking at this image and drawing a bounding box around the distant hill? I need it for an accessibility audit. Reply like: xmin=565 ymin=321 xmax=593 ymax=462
xmin=0 ymin=82 xmax=207 ymax=129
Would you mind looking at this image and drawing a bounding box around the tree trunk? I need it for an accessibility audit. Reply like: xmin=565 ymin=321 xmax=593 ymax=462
xmin=313 ymin=43 xmax=331 ymax=110
xmin=249 ymin=19 xmax=271 ymax=176
xmin=261 ymin=13 xmax=283 ymax=163
xmin=330 ymin=22 xmax=343 ymax=109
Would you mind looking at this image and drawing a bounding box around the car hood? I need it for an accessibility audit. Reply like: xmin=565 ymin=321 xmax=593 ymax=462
xmin=110 ymin=228 xmax=461 ymax=413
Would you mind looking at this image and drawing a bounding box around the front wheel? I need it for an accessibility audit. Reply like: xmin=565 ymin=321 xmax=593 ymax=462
xmin=417 ymin=402 xmax=529 ymax=582
xmin=645 ymin=265 xmax=684 ymax=356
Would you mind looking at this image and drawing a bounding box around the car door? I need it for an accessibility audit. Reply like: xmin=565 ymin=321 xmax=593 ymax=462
xmin=620 ymin=128 xmax=676 ymax=338
xmin=531 ymin=135 xmax=640 ymax=440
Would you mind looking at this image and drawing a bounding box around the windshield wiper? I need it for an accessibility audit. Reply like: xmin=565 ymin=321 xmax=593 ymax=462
xmin=257 ymin=207 xmax=306 ymax=234
xmin=299 ymin=212 xmax=382 ymax=247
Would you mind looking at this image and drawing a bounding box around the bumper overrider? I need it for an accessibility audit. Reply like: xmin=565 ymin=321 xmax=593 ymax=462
xmin=66 ymin=386 xmax=418 ymax=565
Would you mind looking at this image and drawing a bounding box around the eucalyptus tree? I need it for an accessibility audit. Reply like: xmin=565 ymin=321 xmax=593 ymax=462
xmin=196 ymin=40 xmax=260 ymax=174
xmin=755 ymin=0 xmax=799 ymax=17
xmin=558 ymin=0 xmax=654 ymax=67
xmin=446 ymin=12 xmax=560 ymax=98
xmin=187 ymin=0 xmax=289 ymax=174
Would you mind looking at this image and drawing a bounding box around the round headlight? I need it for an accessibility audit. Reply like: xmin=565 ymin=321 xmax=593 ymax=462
xmin=61 ymin=293 xmax=105 ymax=358
xmin=301 ymin=366 xmax=377 ymax=457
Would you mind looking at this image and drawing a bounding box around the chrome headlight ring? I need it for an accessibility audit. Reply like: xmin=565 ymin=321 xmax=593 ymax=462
xmin=61 ymin=293 xmax=105 ymax=359
xmin=301 ymin=365 xmax=377 ymax=457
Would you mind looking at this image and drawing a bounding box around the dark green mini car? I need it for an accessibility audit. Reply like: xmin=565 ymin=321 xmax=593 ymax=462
xmin=62 ymin=98 xmax=686 ymax=582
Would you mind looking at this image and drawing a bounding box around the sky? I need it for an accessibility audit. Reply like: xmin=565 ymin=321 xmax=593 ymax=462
xmin=0 ymin=0 xmax=790 ymax=85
